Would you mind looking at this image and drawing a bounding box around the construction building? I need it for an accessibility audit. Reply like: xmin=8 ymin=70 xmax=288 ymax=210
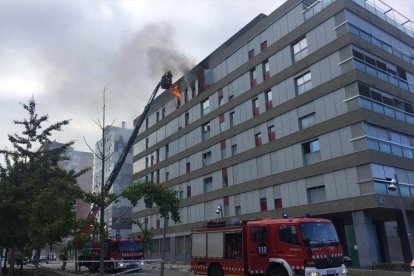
xmin=131 ymin=0 xmax=414 ymax=267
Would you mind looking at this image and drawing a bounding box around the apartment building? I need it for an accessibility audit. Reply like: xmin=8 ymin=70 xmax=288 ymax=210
xmin=93 ymin=123 xmax=134 ymax=238
xmin=132 ymin=0 xmax=414 ymax=267
xmin=40 ymin=141 xmax=93 ymax=219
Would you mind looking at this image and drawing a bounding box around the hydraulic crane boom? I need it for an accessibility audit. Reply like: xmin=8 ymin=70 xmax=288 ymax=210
xmin=86 ymin=71 xmax=173 ymax=221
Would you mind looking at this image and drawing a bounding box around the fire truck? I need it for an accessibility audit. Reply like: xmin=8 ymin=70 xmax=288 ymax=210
xmin=191 ymin=217 xmax=347 ymax=276
xmin=78 ymin=237 xmax=144 ymax=272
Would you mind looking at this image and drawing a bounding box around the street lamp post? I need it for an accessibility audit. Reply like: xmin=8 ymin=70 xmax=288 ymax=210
xmin=388 ymin=174 xmax=414 ymax=261
xmin=216 ymin=204 xmax=224 ymax=220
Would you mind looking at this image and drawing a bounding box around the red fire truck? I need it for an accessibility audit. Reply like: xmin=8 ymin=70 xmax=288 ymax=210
xmin=79 ymin=237 xmax=144 ymax=272
xmin=191 ymin=217 xmax=347 ymax=276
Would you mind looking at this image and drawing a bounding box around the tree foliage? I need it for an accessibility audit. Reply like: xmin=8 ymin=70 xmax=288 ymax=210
xmin=123 ymin=181 xmax=180 ymax=223
xmin=0 ymin=97 xmax=82 ymax=275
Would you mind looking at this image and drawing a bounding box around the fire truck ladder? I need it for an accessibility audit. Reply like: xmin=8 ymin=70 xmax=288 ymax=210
xmin=86 ymin=71 xmax=173 ymax=221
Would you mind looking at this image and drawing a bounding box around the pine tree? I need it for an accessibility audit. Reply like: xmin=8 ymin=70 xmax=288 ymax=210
xmin=0 ymin=97 xmax=83 ymax=276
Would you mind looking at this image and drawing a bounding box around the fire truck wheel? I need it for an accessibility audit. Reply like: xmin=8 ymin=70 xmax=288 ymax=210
xmin=208 ymin=264 xmax=224 ymax=276
xmin=266 ymin=266 xmax=288 ymax=276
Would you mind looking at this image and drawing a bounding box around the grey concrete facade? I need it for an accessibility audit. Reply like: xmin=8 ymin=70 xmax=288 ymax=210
xmin=93 ymin=123 xmax=134 ymax=238
xmin=132 ymin=0 xmax=414 ymax=267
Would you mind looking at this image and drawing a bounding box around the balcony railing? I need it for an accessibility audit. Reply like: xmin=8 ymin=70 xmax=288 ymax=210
xmin=302 ymin=0 xmax=336 ymax=20
xmin=352 ymin=0 xmax=414 ymax=38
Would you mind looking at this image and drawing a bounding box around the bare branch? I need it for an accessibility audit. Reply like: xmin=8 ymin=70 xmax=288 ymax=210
xmin=83 ymin=136 xmax=102 ymax=159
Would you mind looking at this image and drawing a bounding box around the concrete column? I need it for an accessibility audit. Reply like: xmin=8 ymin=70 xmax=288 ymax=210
xmin=374 ymin=221 xmax=390 ymax=263
xmin=170 ymin=236 xmax=176 ymax=263
xmin=396 ymin=211 xmax=414 ymax=262
xmin=352 ymin=210 xmax=379 ymax=267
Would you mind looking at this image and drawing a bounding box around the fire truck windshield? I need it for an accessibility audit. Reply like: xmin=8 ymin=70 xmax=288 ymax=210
xmin=300 ymin=222 xmax=340 ymax=247
xmin=119 ymin=241 xmax=143 ymax=252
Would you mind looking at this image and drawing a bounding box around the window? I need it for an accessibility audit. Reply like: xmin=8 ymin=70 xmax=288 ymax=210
xmin=156 ymin=220 xmax=160 ymax=229
xmin=156 ymin=170 xmax=160 ymax=184
xmin=162 ymin=107 xmax=165 ymax=118
xmin=248 ymin=49 xmax=255 ymax=60
xmin=260 ymin=41 xmax=267 ymax=51
xmin=156 ymin=111 xmax=159 ymax=122
xmin=279 ymin=225 xmax=299 ymax=245
xmin=230 ymin=111 xmax=235 ymax=128
xmin=156 ymin=149 xmax=160 ymax=163
xmin=146 ymin=117 xmax=149 ymax=130
xmin=202 ymin=151 xmax=212 ymax=166
xmin=299 ymin=113 xmax=316 ymax=129
xmin=219 ymin=114 xmax=225 ymax=132
xmin=265 ymin=90 xmax=272 ymax=110
xmin=235 ymin=206 xmax=241 ymax=216
xmin=201 ymin=99 xmax=210 ymax=116
xmin=292 ymin=37 xmax=308 ymax=62
xmin=179 ymin=190 xmax=183 ymax=200
xmin=202 ymin=122 xmax=211 ymax=140
xmin=296 ymin=71 xmax=312 ymax=95
xmin=251 ymin=227 xmax=268 ymax=242
xmin=218 ymin=89 xmax=224 ymax=106
xmin=302 ymin=139 xmax=321 ymax=165
xmin=145 ymin=157 xmax=149 ymax=168
xmin=223 ymin=196 xmax=229 ymax=217
xmin=186 ymin=162 xmax=191 ymax=173
xmin=150 ymin=155 xmax=154 ymax=166
xmin=165 ymin=172 xmax=169 ymax=181
xmin=187 ymin=185 xmax=192 ymax=197
xmin=203 ymin=177 xmax=213 ymax=193
xmin=222 ymin=168 xmax=228 ymax=187
xmin=250 ymin=68 xmax=257 ymax=88
xmin=274 ymin=198 xmax=282 ymax=209
xmin=185 ymin=112 xmax=189 ymax=126
xmin=231 ymin=144 xmax=238 ymax=156
xmin=145 ymin=138 xmax=149 ymax=150
xmin=262 ymin=60 xmax=270 ymax=80
xmin=165 ymin=144 xmax=169 ymax=159
xmin=221 ymin=140 xmax=226 ymax=159
xmin=184 ymin=89 xmax=189 ymax=103
xmin=260 ymin=197 xmax=267 ymax=211
xmin=255 ymin=132 xmax=262 ymax=146
xmin=307 ymin=185 xmax=326 ymax=203
xmin=252 ymin=98 xmax=259 ymax=117
xmin=268 ymin=125 xmax=276 ymax=141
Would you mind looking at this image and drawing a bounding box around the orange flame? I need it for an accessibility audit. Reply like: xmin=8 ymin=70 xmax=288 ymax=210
xmin=171 ymin=85 xmax=181 ymax=99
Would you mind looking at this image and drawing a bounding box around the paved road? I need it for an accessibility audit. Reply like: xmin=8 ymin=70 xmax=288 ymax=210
xmin=32 ymin=261 xmax=192 ymax=276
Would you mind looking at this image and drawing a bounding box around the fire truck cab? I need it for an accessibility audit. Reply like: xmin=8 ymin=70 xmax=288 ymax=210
xmin=191 ymin=217 xmax=347 ymax=276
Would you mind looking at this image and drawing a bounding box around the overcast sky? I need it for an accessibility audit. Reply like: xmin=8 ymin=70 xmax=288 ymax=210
xmin=0 ymin=0 xmax=413 ymax=155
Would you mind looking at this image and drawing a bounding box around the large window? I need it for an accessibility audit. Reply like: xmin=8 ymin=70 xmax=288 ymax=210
xmin=262 ymin=60 xmax=270 ymax=80
xmin=268 ymin=125 xmax=276 ymax=141
xmin=302 ymin=139 xmax=320 ymax=165
xmin=307 ymin=185 xmax=326 ymax=203
xmin=255 ymin=132 xmax=262 ymax=146
xmin=252 ymin=98 xmax=259 ymax=117
xmin=296 ymin=71 xmax=312 ymax=95
xmin=202 ymin=122 xmax=211 ymax=141
xmin=203 ymin=177 xmax=213 ymax=193
xmin=265 ymin=90 xmax=272 ymax=110
xmin=299 ymin=113 xmax=316 ymax=129
xmin=260 ymin=197 xmax=267 ymax=211
xmin=202 ymin=151 xmax=212 ymax=166
xmin=250 ymin=68 xmax=257 ymax=88
xmin=201 ymin=99 xmax=210 ymax=116
xmin=230 ymin=111 xmax=235 ymax=128
xmin=292 ymin=37 xmax=308 ymax=62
